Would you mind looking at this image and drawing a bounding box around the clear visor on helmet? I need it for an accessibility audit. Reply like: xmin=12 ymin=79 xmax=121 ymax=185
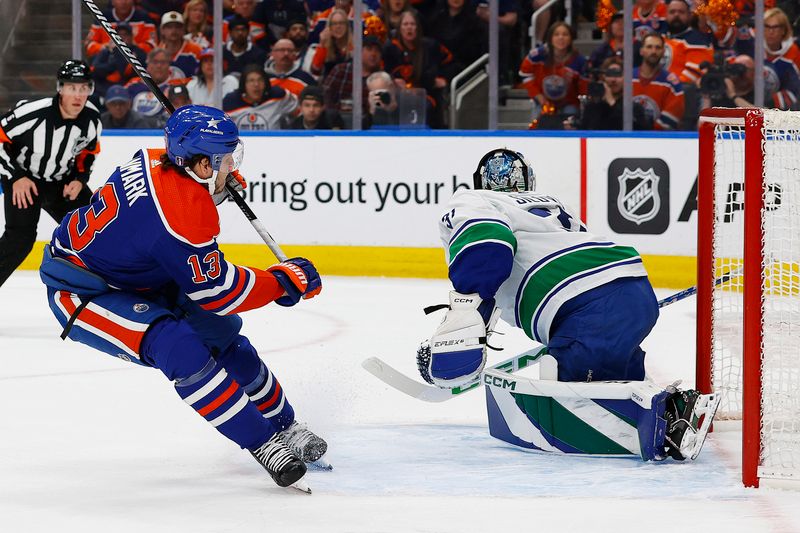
xmin=211 ymin=140 xmax=244 ymax=177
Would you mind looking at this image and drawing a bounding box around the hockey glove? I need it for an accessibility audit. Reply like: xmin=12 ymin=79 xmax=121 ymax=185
xmin=268 ymin=257 xmax=322 ymax=307
xmin=212 ymin=170 xmax=247 ymax=205
xmin=418 ymin=291 xmax=500 ymax=388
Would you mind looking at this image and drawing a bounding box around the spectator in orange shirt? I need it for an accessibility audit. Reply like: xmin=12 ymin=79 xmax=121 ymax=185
xmin=764 ymin=7 xmax=800 ymax=73
xmin=84 ymin=0 xmax=156 ymax=59
xmin=266 ymin=39 xmax=318 ymax=98
xmin=158 ymin=11 xmax=203 ymax=78
xmin=663 ymin=0 xmax=713 ymax=84
xmin=311 ymin=9 xmax=353 ymax=78
xmin=183 ymin=0 xmax=212 ymax=49
xmin=633 ymin=32 xmax=685 ymax=130
xmin=519 ymin=21 xmax=587 ymax=123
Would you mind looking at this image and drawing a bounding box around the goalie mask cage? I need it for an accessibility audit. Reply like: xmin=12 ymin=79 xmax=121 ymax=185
xmin=697 ymin=108 xmax=800 ymax=488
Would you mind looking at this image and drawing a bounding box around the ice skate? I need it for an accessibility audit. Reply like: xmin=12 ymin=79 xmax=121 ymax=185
xmin=664 ymin=386 xmax=721 ymax=461
xmin=279 ymin=421 xmax=330 ymax=469
xmin=250 ymin=433 xmax=309 ymax=490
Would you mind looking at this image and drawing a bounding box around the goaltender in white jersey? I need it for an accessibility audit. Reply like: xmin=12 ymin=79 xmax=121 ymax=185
xmin=417 ymin=148 xmax=720 ymax=461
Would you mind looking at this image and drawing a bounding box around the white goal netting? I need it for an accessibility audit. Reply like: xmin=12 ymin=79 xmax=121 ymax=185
xmin=710 ymin=109 xmax=800 ymax=482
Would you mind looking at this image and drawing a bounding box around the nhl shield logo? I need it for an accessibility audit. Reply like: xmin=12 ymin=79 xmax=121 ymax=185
xmin=616 ymin=167 xmax=661 ymax=225
xmin=133 ymin=303 xmax=149 ymax=313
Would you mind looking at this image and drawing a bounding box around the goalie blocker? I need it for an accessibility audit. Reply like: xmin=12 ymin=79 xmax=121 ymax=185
xmin=483 ymin=355 xmax=721 ymax=461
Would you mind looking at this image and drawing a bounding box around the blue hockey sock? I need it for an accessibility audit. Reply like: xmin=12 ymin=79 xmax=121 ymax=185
xmin=216 ymin=336 xmax=295 ymax=432
xmin=175 ymin=358 xmax=277 ymax=450
xmin=141 ymin=319 xmax=276 ymax=450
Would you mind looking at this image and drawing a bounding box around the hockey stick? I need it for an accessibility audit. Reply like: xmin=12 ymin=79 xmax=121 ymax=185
xmin=80 ymin=0 xmax=287 ymax=261
xmin=363 ymin=267 xmax=744 ymax=402
xmin=361 ymin=346 xmax=548 ymax=403
xmin=657 ymin=266 xmax=742 ymax=308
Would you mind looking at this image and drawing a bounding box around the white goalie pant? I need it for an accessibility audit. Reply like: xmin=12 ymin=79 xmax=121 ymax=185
xmin=483 ymin=355 xmax=671 ymax=461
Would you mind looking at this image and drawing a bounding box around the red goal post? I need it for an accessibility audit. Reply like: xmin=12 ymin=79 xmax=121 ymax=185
xmin=697 ymin=107 xmax=800 ymax=488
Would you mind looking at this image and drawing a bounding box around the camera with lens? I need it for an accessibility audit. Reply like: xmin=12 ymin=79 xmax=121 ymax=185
xmin=374 ymin=89 xmax=391 ymax=107
xmin=586 ymin=68 xmax=607 ymax=100
xmin=699 ymin=53 xmax=747 ymax=103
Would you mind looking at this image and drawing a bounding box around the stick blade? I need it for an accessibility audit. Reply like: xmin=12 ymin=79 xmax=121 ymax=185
xmin=361 ymin=357 xmax=454 ymax=402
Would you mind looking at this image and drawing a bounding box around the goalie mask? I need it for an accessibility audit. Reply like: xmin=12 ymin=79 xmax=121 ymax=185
xmin=164 ymin=105 xmax=243 ymax=194
xmin=473 ymin=149 xmax=536 ymax=193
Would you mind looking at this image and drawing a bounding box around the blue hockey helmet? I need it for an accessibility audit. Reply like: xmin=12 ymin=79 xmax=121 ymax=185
xmin=164 ymin=105 xmax=243 ymax=193
xmin=473 ymin=149 xmax=536 ymax=193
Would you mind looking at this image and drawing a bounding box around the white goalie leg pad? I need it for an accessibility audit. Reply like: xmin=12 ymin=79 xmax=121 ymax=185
xmin=483 ymin=362 xmax=673 ymax=460
xmin=427 ymin=291 xmax=499 ymax=388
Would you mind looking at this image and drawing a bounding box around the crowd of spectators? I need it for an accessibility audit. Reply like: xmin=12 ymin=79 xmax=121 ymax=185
xmin=84 ymin=0 xmax=487 ymax=129
xmin=530 ymin=0 xmax=800 ymax=130
xmin=84 ymin=0 xmax=800 ymax=131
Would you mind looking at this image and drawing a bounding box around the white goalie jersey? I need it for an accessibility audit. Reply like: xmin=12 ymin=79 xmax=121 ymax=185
xmin=439 ymin=189 xmax=649 ymax=344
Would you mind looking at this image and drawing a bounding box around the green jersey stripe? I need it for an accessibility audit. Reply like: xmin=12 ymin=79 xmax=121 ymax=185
xmin=517 ymin=245 xmax=641 ymax=338
xmin=449 ymin=222 xmax=517 ymax=264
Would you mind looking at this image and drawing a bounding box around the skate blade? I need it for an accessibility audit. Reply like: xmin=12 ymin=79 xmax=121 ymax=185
xmin=290 ymin=477 xmax=312 ymax=494
xmin=685 ymin=392 xmax=722 ymax=460
xmin=308 ymin=457 xmax=333 ymax=471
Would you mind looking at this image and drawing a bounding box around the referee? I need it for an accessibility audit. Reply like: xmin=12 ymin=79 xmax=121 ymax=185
xmin=0 ymin=59 xmax=102 ymax=288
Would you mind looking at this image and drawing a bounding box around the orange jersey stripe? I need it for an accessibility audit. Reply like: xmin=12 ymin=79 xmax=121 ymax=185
xmin=200 ymin=266 xmax=248 ymax=311
xmin=59 ymin=292 xmax=144 ymax=353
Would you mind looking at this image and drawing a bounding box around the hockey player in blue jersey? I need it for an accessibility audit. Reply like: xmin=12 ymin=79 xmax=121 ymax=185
xmin=39 ymin=105 xmax=326 ymax=491
xmin=417 ymin=148 xmax=719 ymax=461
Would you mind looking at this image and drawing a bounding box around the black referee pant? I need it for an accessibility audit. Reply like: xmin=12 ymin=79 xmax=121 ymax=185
xmin=0 ymin=179 xmax=92 ymax=287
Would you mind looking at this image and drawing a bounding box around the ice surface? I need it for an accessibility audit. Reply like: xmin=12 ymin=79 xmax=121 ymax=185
xmin=1 ymin=272 xmax=798 ymax=533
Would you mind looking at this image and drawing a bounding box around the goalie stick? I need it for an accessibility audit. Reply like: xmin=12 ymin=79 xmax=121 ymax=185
xmin=361 ymin=347 xmax=548 ymax=402
xmin=80 ymin=0 xmax=287 ymax=262
xmin=364 ymin=267 xmax=742 ymax=402
xmin=657 ymin=266 xmax=742 ymax=308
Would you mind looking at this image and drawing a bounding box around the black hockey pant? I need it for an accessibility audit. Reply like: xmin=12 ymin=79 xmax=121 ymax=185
xmin=0 ymin=179 xmax=92 ymax=287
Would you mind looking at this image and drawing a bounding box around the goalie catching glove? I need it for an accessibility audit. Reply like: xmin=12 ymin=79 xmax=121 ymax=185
xmin=268 ymin=257 xmax=322 ymax=307
xmin=417 ymin=291 xmax=500 ymax=388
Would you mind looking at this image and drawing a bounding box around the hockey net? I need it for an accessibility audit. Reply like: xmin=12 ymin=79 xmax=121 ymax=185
xmin=697 ymin=108 xmax=800 ymax=488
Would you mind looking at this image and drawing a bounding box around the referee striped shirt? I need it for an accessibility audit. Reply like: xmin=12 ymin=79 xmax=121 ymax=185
xmin=0 ymin=96 xmax=102 ymax=185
